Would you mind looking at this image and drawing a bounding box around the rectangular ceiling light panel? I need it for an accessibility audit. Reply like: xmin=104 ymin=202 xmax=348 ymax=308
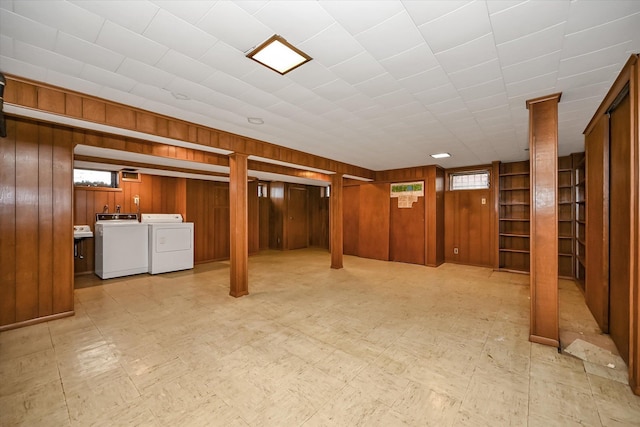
xmin=247 ymin=35 xmax=312 ymax=75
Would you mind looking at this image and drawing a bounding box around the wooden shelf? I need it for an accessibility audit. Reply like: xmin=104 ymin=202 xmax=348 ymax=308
xmin=500 ymin=233 xmax=529 ymax=237
xmin=500 ymin=248 xmax=530 ymax=254
xmin=500 ymin=172 xmax=529 ymax=177
xmin=499 ymin=218 xmax=530 ymax=221
xmin=500 ymin=186 xmax=529 ymax=191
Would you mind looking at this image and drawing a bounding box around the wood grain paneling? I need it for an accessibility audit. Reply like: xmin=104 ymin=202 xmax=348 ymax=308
xmin=229 ymin=153 xmax=248 ymax=297
xmin=259 ymin=183 xmax=270 ymax=250
xmin=358 ymin=183 xmax=390 ymax=261
xmin=269 ymin=182 xmax=285 ymax=250
xmin=585 ymin=115 xmax=610 ymax=331
xmin=287 ymin=185 xmax=308 ymax=250
xmin=527 ymin=93 xmax=561 ymax=348
xmin=0 ymin=118 xmax=74 ymax=329
xmin=330 ymin=175 xmax=343 ymax=268
xmin=609 ymin=92 xmax=631 ymax=364
xmin=445 ymin=189 xmax=492 ymax=267
xmin=342 ymin=185 xmax=360 ymax=256
xmin=390 ymin=192 xmax=425 ymax=265
xmin=309 ymin=186 xmax=329 ymax=249
xmin=248 ymin=180 xmax=259 ymax=254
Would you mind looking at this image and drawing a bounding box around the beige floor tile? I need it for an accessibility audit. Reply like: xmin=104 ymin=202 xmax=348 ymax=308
xmin=3 ymin=250 xmax=640 ymax=426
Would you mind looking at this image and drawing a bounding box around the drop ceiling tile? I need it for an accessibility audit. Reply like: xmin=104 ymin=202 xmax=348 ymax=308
xmin=298 ymin=96 xmax=338 ymax=116
xmin=143 ymin=9 xmax=218 ymax=59
xmin=242 ymin=66 xmax=292 ymax=93
xmin=427 ymin=96 xmax=467 ymax=115
xmin=447 ymin=58 xmax=502 ymax=89
xmin=559 ymin=82 xmax=609 ymax=105
xmin=435 ymin=33 xmax=498 ymax=74
xmin=0 ymin=34 xmax=12 ymax=56
xmin=201 ymin=71 xmax=252 ymax=98
xmin=268 ymin=101 xmax=305 ymax=118
xmin=329 ymin=51 xmax=386 ymax=85
xmin=71 ymin=0 xmax=158 ymax=34
xmin=556 ymin=64 xmax=620 ymax=90
xmin=472 ymin=104 xmax=511 ymax=121
xmin=45 ymin=68 xmax=102 ymax=95
xmin=273 ymin=83 xmax=317 ymax=105
xmin=465 ymin=92 xmax=509 ymax=112
xmin=558 ymin=41 xmax=631 ymax=79
xmin=397 ymin=66 xmax=450 ymax=93
xmin=353 ymin=104 xmax=388 ymax=120
xmin=151 ymin=0 xmax=216 ymax=24
xmin=155 ymin=49 xmax=215 ymax=83
xmin=161 ymin=77 xmax=213 ymax=104
xmin=402 ymin=0 xmax=471 ymax=26
xmin=414 ymin=82 xmax=457 ymax=105
xmin=314 ymin=79 xmax=360 ymax=102
xmin=501 ymin=50 xmax=562 ymax=84
xmin=374 ymin=91 xmax=420 ymax=110
xmin=80 ymin=64 xmax=137 ymax=92
xmin=334 ymin=93 xmax=376 ymax=113
xmin=319 ymin=0 xmax=404 ymax=36
xmin=418 ymin=1 xmax=491 ymax=54
xmin=14 ymin=39 xmax=84 ymax=77
xmin=236 ymin=88 xmax=283 ymax=110
xmin=355 ymin=10 xmax=424 ymax=61
xmin=287 ymin=60 xmax=337 ymax=90
xmin=0 ymin=55 xmax=48 ymax=82
xmin=490 ymin=0 xmax=569 ymax=45
xmin=55 ymin=32 xmax=125 ymax=72
xmin=457 ymin=78 xmax=504 ymax=102
xmin=485 ymin=1 xmax=526 ymax=15
xmin=199 ymin=41 xmax=255 ymax=78
xmin=380 ymin=43 xmax=438 ymax=81
xmin=197 ymin=1 xmax=272 ymax=52
xmin=14 ymin=0 xmax=104 ymax=42
xmin=253 ymin=1 xmax=334 ymax=44
xmin=299 ymin=24 xmax=365 ymax=69
xmin=96 ymin=21 xmax=168 ymax=66
xmin=566 ymin=0 xmax=640 ymax=34
xmin=562 ymin=13 xmax=640 ymax=58
xmin=0 ymin=9 xmax=57 ymax=50
xmin=116 ymin=58 xmax=174 ymax=88
xmin=496 ymin=22 xmax=566 ymax=67
xmin=505 ymin=71 xmax=557 ymax=97
xmin=354 ymin=72 xmax=402 ymax=98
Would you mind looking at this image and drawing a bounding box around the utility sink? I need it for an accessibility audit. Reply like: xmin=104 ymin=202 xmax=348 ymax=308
xmin=73 ymin=225 xmax=93 ymax=239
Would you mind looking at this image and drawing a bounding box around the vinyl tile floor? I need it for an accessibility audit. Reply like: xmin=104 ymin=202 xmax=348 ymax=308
xmin=1 ymin=249 xmax=639 ymax=426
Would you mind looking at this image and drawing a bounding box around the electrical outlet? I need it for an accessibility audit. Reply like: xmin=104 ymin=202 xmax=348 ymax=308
xmin=454 ymin=247 xmax=459 ymax=254
xmin=481 ymin=197 xmax=486 ymax=205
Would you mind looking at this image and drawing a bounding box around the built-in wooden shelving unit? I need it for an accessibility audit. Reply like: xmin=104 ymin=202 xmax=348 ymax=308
xmin=573 ymin=152 xmax=586 ymax=290
xmin=498 ymin=160 xmax=530 ymax=273
xmin=558 ymin=155 xmax=575 ymax=279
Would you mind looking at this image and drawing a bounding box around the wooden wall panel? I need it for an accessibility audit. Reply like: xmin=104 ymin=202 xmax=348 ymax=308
xmin=15 ymin=120 xmax=40 ymax=322
xmin=390 ymin=195 xmax=425 ymax=265
xmin=259 ymin=184 xmax=270 ymax=250
xmin=0 ymin=118 xmax=74 ymax=329
xmin=248 ymin=181 xmax=260 ymax=254
xmin=435 ymin=167 xmax=445 ymax=266
xmin=0 ymin=119 xmax=17 ymax=326
xmin=286 ymin=185 xmax=309 ymax=250
xmin=269 ymin=182 xmax=285 ymax=250
xmin=358 ymin=183 xmax=390 ymax=261
xmin=585 ymin=115 xmax=610 ymax=331
xmin=343 ymin=185 xmax=360 ymax=256
xmin=444 ymin=189 xmax=492 ymax=267
xmin=609 ymin=93 xmax=631 ymax=364
xmin=309 ymin=186 xmax=329 ymax=249
xmin=38 ymin=126 xmax=54 ymax=316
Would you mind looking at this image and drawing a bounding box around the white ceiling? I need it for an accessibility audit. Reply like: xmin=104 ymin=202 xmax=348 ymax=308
xmin=1 ymin=0 xmax=639 ymax=170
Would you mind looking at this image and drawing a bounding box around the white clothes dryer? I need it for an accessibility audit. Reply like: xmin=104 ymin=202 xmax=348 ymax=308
xmin=141 ymin=214 xmax=194 ymax=275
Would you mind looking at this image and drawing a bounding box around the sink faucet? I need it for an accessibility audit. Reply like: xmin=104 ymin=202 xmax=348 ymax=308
xmin=103 ymin=205 xmax=109 ymax=213
xmin=116 ymin=205 xmax=121 ymax=213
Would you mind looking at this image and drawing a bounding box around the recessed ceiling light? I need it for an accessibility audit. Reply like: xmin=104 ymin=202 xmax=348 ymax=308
xmin=248 ymin=117 xmax=264 ymax=125
xmin=430 ymin=152 xmax=451 ymax=159
xmin=171 ymin=92 xmax=190 ymax=100
xmin=246 ymin=34 xmax=312 ymax=75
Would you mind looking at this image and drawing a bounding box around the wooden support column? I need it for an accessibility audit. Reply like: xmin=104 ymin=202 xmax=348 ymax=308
xmin=229 ymin=153 xmax=248 ymax=297
xmin=526 ymin=93 xmax=561 ymax=348
xmin=330 ymin=173 xmax=343 ymax=269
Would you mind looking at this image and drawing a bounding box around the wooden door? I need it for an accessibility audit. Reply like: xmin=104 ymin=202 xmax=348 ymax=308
xmin=390 ymin=194 xmax=425 ymax=265
xmin=358 ymin=183 xmax=390 ymax=260
xmin=609 ymin=92 xmax=631 ymax=364
xmin=287 ymin=185 xmax=308 ymax=249
xmin=343 ymin=186 xmax=360 ymax=255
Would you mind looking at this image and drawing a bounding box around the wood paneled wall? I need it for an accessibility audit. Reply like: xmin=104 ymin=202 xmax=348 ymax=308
xmin=186 ymin=180 xmax=230 ymax=263
xmin=445 ymin=189 xmax=493 ymax=267
xmin=358 ymin=184 xmax=391 ymax=261
xmin=74 ymin=175 xmax=187 ymax=274
xmin=343 ymin=185 xmax=360 ymax=256
xmin=308 ymin=186 xmax=329 ymax=249
xmin=1 ymin=118 xmax=74 ymax=330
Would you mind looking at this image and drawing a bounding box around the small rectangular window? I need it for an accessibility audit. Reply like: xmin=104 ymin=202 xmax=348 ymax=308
xmin=74 ymin=169 xmax=118 ymax=188
xmin=450 ymin=171 xmax=490 ymax=191
xmin=258 ymin=183 xmax=267 ymax=198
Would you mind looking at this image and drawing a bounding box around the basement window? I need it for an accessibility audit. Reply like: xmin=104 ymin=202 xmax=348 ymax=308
xmin=258 ymin=183 xmax=268 ymax=198
xmin=449 ymin=170 xmax=490 ymax=191
xmin=74 ymin=169 xmax=118 ymax=188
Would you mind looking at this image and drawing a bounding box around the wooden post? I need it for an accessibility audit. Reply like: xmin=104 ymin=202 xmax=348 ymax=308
xmin=330 ymin=173 xmax=343 ymax=269
xmin=229 ymin=153 xmax=248 ymax=297
xmin=526 ymin=93 xmax=561 ymax=348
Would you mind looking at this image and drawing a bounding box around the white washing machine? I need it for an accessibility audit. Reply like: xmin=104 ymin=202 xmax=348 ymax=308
xmin=94 ymin=213 xmax=149 ymax=279
xmin=141 ymin=214 xmax=194 ymax=275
